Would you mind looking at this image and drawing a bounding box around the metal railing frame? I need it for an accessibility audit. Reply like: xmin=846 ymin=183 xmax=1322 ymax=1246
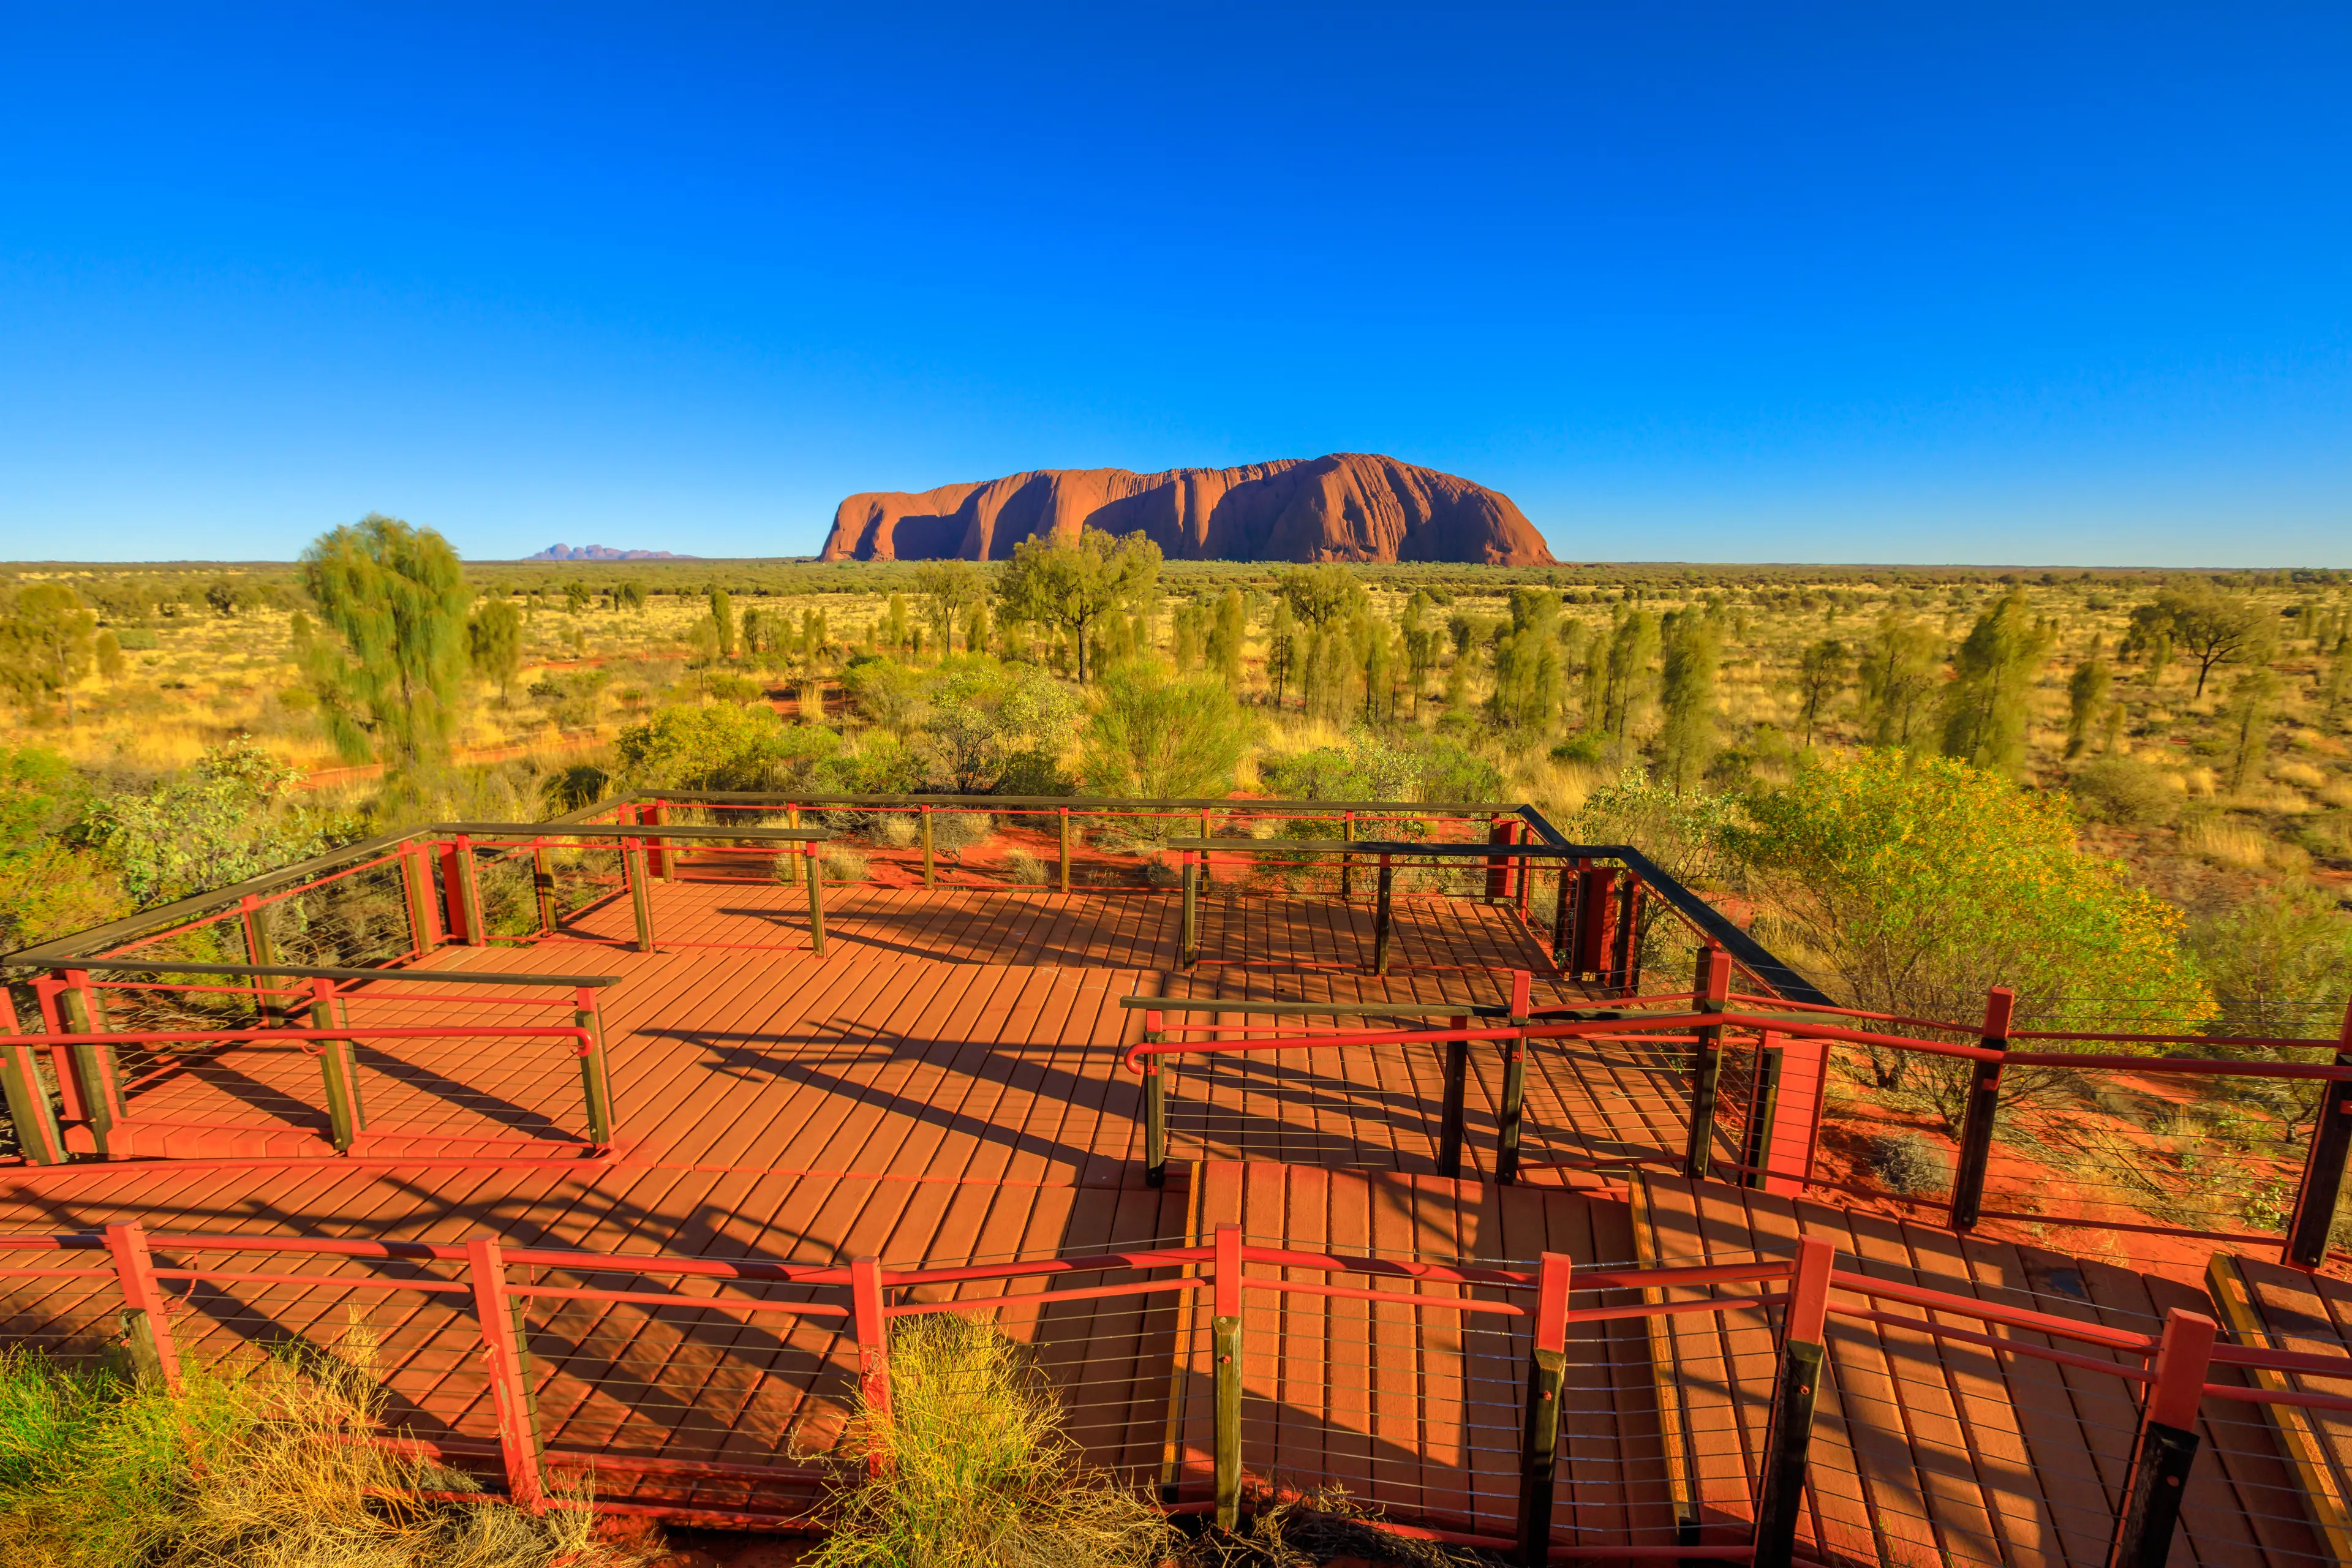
xmin=1124 ymin=971 xmax=2352 ymax=1269
xmin=4 ymin=1219 xmax=2337 ymax=1564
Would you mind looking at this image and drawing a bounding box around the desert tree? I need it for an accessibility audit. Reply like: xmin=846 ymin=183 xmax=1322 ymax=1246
xmin=1277 ymin=564 xmax=1368 ymax=635
xmin=1856 ymin=612 xmax=1942 ymax=749
xmin=1398 ymin=592 xmax=1438 ymax=714
xmin=1205 ymin=588 xmax=1247 ymax=688
xmin=1793 ymin=638 xmax=1847 ymax=747
xmin=1939 ymin=589 xmax=2054 ymax=777
xmin=1599 ymin=609 xmax=1659 ymax=741
xmin=2222 ymin=668 xmax=2280 ymax=791
xmin=2129 ymin=586 xmax=2266 ymax=698
xmin=1488 ymin=589 xmax=1565 ymax=733
xmin=1265 ymin=598 xmax=1299 ymax=707
xmin=912 ymin=559 xmax=986 ymax=652
xmin=299 ymin=514 xmax=469 ymax=770
xmin=992 ymin=527 xmax=1163 ymax=685
xmin=466 ymin=598 xmax=524 ymax=698
xmin=2065 ymin=644 xmax=2111 ymax=759
xmin=0 ymin=584 xmax=99 ymax=722
xmin=709 ymin=588 xmax=737 ymax=658
xmin=1654 ymin=610 xmax=1721 ymax=790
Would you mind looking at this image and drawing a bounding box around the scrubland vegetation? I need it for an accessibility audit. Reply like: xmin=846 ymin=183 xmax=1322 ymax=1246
xmin=4 ymin=519 xmax=2351 ymax=1238
xmin=0 ymin=1324 xmax=644 ymax=1567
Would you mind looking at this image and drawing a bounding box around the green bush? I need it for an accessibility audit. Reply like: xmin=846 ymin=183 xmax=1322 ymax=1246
xmin=1077 ymin=663 xmax=1256 ymax=799
xmin=2068 ymin=757 xmax=2179 ymax=827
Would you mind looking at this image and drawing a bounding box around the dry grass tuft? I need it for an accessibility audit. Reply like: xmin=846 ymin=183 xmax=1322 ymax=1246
xmin=2183 ymin=816 xmax=2271 ymax=870
xmin=805 ymin=1313 xmax=1171 ymax=1568
xmin=0 ymin=1320 xmax=650 ymax=1568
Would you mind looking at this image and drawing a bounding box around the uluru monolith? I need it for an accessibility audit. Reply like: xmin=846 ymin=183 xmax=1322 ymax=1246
xmin=820 ymin=453 xmax=1554 ymax=565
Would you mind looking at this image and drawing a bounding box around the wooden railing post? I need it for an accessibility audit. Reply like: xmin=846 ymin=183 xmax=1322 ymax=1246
xmin=1199 ymin=807 xmax=1213 ymax=884
xmin=1057 ymin=806 xmax=1072 ymax=893
xmin=31 ymin=974 xmax=86 ymax=1126
xmin=1484 ymin=815 xmax=1511 ymax=900
xmin=1949 ymin=987 xmax=2016 ymax=1232
xmin=1515 ymin=824 xmax=1533 ymax=922
xmin=1212 ymin=1223 xmax=1244 ymax=1531
xmin=1371 ymin=854 xmax=1395 ymax=975
xmin=1497 ymin=970 xmax=1532 ymax=1186
xmin=1438 ymin=1015 xmax=1470 ymax=1179
xmin=2285 ymin=998 xmax=2352 ymax=1269
xmin=1736 ymin=1031 xmax=1786 ymax=1191
xmin=1571 ymin=865 xmax=1615 ymax=979
xmin=1516 ymin=1251 xmax=1573 ymax=1565
xmin=1339 ymin=810 xmax=1355 ymax=900
xmin=53 ymin=969 xmax=124 ymax=1156
xmin=400 ymin=839 xmax=440 ymax=956
xmin=0 ymin=989 xmax=66 ymax=1166
xmin=1142 ymin=1011 xmax=1167 ymax=1186
xmin=1682 ymin=946 xmax=1734 ymax=1180
xmin=850 ymin=1256 xmax=894 ymax=1476
xmin=105 ymin=1221 xmax=182 ymax=1391
xmin=1610 ymin=875 xmax=1645 ymax=989
xmin=783 ymin=803 xmax=803 ymax=884
xmin=464 ymin=1237 xmax=546 ymax=1512
xmin=1752 ymin=1236 xmax=1834 ymax=1568
xmin=308 ymin=978 xmax=366 ymax=1153
xmin=919 ymin=804 xmax=935 ymax=886
xmin=239 ymin=893 xmax=282 ymax=1026
xmin=2106 ymin=1309 xmax=2215 ymax=1568
xmin=1180 ymin=851 xmax=1200 ymax=969
xmin=622 ymin=834 xmax=656 ymax=952
xmin=456 ymin=832 xmax=487 ymax=947
xmin=1550 ymin=856 xmax=1577 ymax=973
xmin=575 ymin=986 xmax=616 ymax=1147
xmin=530 ymin=838 xmax=557 ymax=934
xmin=805 ymin=841 xmax=828 ymax=956
xmin=644 ymin=801 xmax=669 ymax=880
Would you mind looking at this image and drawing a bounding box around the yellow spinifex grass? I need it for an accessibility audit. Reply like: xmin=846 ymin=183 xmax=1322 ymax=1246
xmin=0 ymin=1319 xmax=647 ymax=1568
xmin=808 ymin=1313 xmax=1173 ymax=1568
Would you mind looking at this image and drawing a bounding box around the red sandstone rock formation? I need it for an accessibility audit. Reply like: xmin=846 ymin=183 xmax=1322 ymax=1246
xmin=820 ymin=453 xmax=1555 ymax=566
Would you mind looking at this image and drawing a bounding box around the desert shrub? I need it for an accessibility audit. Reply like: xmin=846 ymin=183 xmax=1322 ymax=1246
xmin=994 ymin=747 xmax=1074 ymax=799
xmin=920 ymin=658 xmax=1080 ymax=793
xmin=1724 ymin=750 xmax=2213 ymax=1121
xmin=613 ymin=701 xmax=791 ymax=791
xmin=0 ymin=1331 xmax=641 ymax=1568
xmin=78 ymin=739 xmax=333 ymax=907
xmin=2068 ymin=757 xmax=2178 ymax=826
xmin=932 ymin=810 xmax=993 ymax=853
xmin=873 ymin=814 xmax=920 ymax=849
xmin=1551 ymin=733 xmax=1608 ymax=766
xmin=806 ymin=1314 xmax=1171 ymax=1568
xmin=1005 ymin=850 xmax=1051 ymax=885
xmin=1079 ymin=663 xmax=1256 ymax=799
xmin=821 ymin=846 xmax=871 ymax=883
xmin=1866 ymin=1131 xmax=1951 ymax=1197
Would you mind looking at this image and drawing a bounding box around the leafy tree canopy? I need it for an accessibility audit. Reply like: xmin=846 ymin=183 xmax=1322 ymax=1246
xmin=1723 ymin=749 xmax=2212 ymax=1038
xmin=300 ymin=515 xmax=469 ymax=771
xmin=993 ymin=529 xmax=1161 ymax=685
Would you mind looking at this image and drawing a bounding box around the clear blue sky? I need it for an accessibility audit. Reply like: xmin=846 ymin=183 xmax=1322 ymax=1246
xmin=2 ymin=4 xmax=2346 ymax=567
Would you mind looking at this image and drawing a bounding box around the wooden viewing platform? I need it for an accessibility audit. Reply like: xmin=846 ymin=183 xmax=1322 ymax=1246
xmin=1 ymin=852 xmax=2347 ymax=1566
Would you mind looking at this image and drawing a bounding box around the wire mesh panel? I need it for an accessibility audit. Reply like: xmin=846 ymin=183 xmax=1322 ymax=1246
xmin=516 ymin=1270 xmax=845 ymax=1512
xmin=0 ymin=1242 xmax=122 ymax=1370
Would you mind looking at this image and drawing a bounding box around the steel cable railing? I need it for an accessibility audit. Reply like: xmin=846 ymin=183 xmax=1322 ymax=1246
xmin=1 ymin=1222 xmax=2346 ymax=1562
